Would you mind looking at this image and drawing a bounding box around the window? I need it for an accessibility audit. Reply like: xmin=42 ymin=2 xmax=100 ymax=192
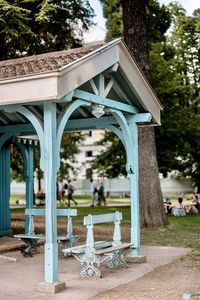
xmin=86 ymin=151 xmax=93 ymax=157
xmin=86 ymin=168 xmax=93 ymax=179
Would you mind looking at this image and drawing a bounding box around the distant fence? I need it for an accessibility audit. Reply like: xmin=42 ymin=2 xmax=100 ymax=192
xmin=10 ymin=177 xmax=193 ymax=196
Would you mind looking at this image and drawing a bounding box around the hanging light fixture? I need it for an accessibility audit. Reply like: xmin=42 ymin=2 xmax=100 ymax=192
xmin=91 ymin=104 xmax=105 ymax=118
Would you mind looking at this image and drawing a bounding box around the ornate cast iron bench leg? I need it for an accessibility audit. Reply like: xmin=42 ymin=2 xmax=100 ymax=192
xmin=20 ymin=238 xmax=39 ymax=257
xmin=72 ymin=251 xmax=108 ymax=278
xmin=104 ymin=250 xmax=127 ymax=268
xmin=60 ymin=236 xmax=79 ymax=248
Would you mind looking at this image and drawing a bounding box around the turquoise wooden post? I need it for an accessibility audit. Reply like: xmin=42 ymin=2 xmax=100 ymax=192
xmin=128 ymin=119 xmax=140 ymax=256
xmin=26 ymin=143 xmax=34 ymax=232
xmin=107 ymin=109 xmax=140 ymax=256
xmin=3 ymin=103 xmax=61 ymax=285
xmin=43 ymin=102 xmax=58 ymax=283
xmin=16 ymin=142 xmax=34 ymax=233
xmin=0 ymin=143 xmax=12 ymax=236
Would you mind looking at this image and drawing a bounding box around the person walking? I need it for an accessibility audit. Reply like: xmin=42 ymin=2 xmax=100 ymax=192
xmin=60 ymin=181 xmax=67 ymax=207
xmin=90 ymin=179 xmax=98 ymax=207
xmin=67 ymin=180 xmax=77 ymax=207
xmin=97 ymin=182 xmax=106 ymax=206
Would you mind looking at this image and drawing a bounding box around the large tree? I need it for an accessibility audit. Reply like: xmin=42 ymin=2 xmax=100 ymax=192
xmin=121 ymin=0 xmax=167 ymax=227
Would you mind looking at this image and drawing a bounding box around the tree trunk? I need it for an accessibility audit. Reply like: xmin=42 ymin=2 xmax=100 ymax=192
xmin=122 ymin=0 xmax=168 ymax=227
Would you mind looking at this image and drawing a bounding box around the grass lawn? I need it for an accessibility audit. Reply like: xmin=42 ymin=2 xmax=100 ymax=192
xmin=141 ymin=214 xmax=200 ymax=250
xmin=10 ymin=194 xmax=130 ymax=206
xmin=11 ymin=202 xmax=200 ymax=252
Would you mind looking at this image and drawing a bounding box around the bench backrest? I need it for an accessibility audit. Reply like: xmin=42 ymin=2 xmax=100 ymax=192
xmin=26 ymin=208 xmax=77 ymax=237
xmin=25 ymin=208 xmax=77 ymax=217
xmin=84 ymin=211 xmax=123 ymax=247
xmin=84 ymin=211 xmax=122 ymax=226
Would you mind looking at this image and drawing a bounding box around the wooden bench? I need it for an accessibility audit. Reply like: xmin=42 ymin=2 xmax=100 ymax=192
xmin=14 ymin=208 xmax=78 ymax=256
xmin=63 ymin=211 xmax=132 ymax=278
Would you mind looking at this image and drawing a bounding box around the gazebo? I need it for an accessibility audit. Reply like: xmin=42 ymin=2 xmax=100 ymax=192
xmin=0 ymin=38 xmax=162 ymax=290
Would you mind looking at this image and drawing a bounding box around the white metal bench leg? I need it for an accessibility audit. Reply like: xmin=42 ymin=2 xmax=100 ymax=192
xmin=73 ymin=252 xmax=108 ymax=278
xmin=20 ymin=238 xmax=39 ymax=257
xmin=104 ymin=250 xmax=127 ymax=268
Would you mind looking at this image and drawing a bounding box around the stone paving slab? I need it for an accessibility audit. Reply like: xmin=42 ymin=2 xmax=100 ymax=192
xmin=0 ymin=236 xmax=25 ymax=253
xmin=0 ymin=241 xmax=191 ymax=300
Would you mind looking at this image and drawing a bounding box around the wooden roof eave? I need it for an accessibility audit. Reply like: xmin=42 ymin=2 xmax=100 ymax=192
xmin=117 ymin=42 xmax=163 ymax=125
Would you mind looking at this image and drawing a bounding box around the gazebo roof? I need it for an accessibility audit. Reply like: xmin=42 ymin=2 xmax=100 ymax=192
xmin=0 ymin=43 xmax=103 ymax=80
xmin=0 ymin=39 xmax=162 ymax=128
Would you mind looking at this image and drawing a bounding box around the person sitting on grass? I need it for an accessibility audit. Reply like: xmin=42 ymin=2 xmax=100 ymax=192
xmin=193 ymin=195 xmax=200 ymax=213
xmin=171 ymin=197 xmax=186 ymax=216
xmin=185 ymin=194 xmax=199 ymax=214
xmin=188 ymin=194 xmax=200 ymax=214
xmin=164 ymin=197 xmax=172 ymax=214
xmin=178 ymin=197 xmax=184 ymax=208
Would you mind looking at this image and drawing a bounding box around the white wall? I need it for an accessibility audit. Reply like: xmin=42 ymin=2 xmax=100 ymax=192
xmin=160 ymin=177 xmax=192 ymax=195
xmin=11 ymin=177 xmax=193 ymax=196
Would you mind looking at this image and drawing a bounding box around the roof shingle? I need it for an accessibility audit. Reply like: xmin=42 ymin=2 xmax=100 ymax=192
xmin=0 ymin=43 xmax=103 ymax=81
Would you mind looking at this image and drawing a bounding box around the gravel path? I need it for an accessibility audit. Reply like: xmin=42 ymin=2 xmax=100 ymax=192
xmin=91 ymin=259 xmax=200 ymax=300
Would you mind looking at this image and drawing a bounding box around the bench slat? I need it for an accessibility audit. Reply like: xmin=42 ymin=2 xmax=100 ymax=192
xmin=84 ymin=212 xmax=122 ymax=225
xmin=14 ymin=233 xmax=78 ymax=241
xmin=14 ymin=234 xmax=45 ymax=240
xmin=63 ymin=241 xmax=113 ymax=255
xmin=58 ymin=235 xmax=79 ymax=241
xmin=56 ymin=209 xmax=77 ymax=217
xmin=95 ymin=243 xmax=132 ymax=255
xmin=25 ymin=209 xmax=45 ymax=216
xmin=25 ymin=208 xmax=77 ymax=217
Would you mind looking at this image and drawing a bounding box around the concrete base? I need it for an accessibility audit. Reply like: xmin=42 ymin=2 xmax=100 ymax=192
xmin=38 ymin=281 xmax=66 ymax=294
xmin=125 ymin=255 xmax=146 ymax=264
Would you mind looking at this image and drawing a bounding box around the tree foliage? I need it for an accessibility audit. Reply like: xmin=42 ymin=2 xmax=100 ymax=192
xmin=92 ymin=131 xmax=126 ymax=178
xmin=10 ymin=132 xmax=84 ymax=183
xmin=100 ymin=0 xmax=123 ymax=41
xmin=154 ymin=3 xmax=200 ymax=187
xmin=2 ymin=1 xmax=93 ymax=181
xmin=0 ymin=0 xmax=93 ymax=60
xmin=94 ymin=1 xmax=200 ymax=189
xmin=58 ymin=133 xmax=84 ymax=180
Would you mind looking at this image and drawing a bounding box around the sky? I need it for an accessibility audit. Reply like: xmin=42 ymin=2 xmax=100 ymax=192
xmin=84 ymin=0 xmax=200 ymax=43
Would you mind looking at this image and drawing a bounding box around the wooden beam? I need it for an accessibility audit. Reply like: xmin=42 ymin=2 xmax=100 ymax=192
xmin=0 ymin=124 xmax=34 ymax=134
xmin=59 ymin=91 xmax=74 ymax=102
xmin=127 ymin=113 xmax=152 ymax=124
xmin=103 ymin=78 xmax=114 ymax=97
xmin=65 ymin=116 xmax=118 ymax=131
xmin=74 ymin=89 xmax=138 ymax=114
xmin=89 ymin=79 xmax=99 ymax=95
xmin=104 ymin=63 xmax=119 ymax=73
